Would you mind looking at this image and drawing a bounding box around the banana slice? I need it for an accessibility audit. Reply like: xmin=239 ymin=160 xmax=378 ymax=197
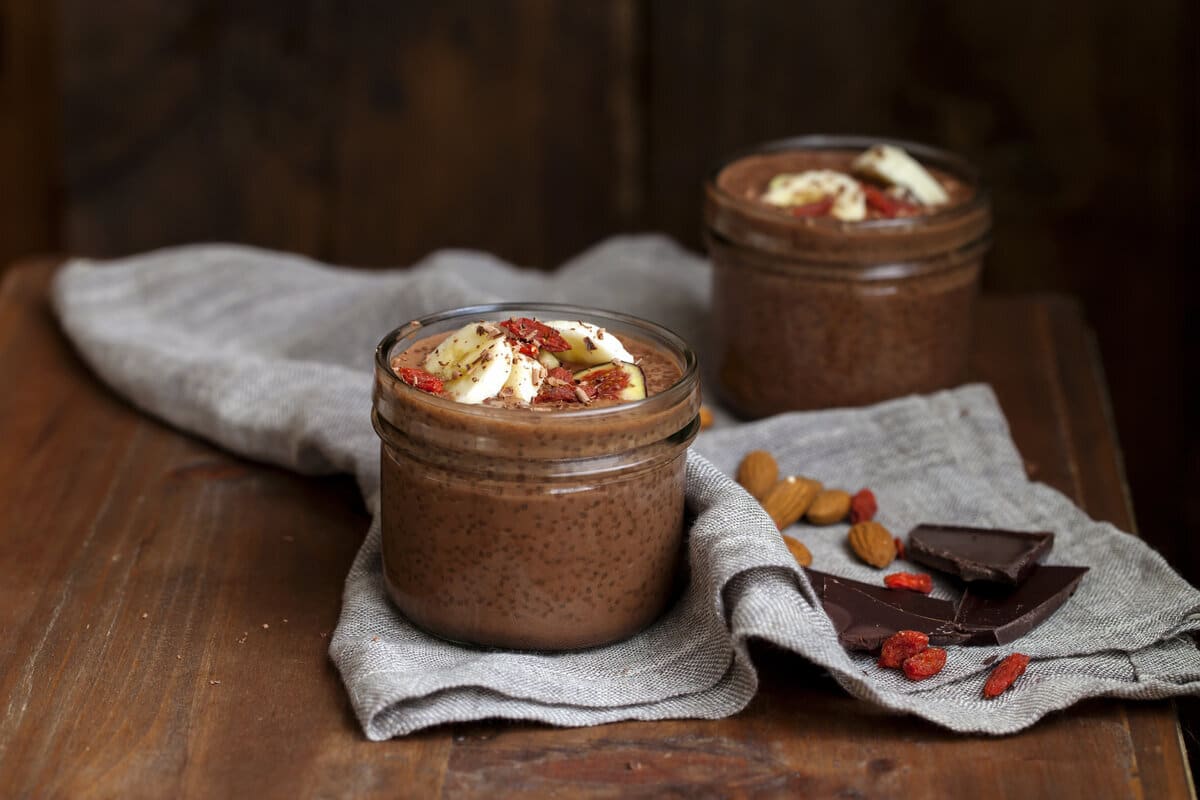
xmin=423 ymin=321 xmax=506 ymax=380
xmin=852 ymin=145 xmax=949 ymax=206
xmin=440 ymin=338 xmax=516 ymax=404
xmin=501 ymin=352 xmax=548 ymax=404
xmin=423 ymin=322 xmax=518 ymax=404
xmin=761 ymin=170 xmax=865 ymax=221
xmin=537 ymin=350 xmax=560 ymax=370
xmin=543 ymin=321 xmax=633 ymax=366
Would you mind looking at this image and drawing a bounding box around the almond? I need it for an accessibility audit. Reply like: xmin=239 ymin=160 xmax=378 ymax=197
xmin=806 ymin=489 xmax=852 ymax=525
xmin=699 ymin=405 xmax=714 ymax=430
xmin=783 ymin=536 xmax=813 ymax=567
xmin=848 ymin=521 xmax=896 ymax=568
xmin=760 ymin=476 xmax=819 ymax=529
xmin=737 ymin=450 xmax=779 ymax=500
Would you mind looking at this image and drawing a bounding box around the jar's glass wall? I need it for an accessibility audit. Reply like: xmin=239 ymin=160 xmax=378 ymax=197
xmin=371 ymin=303 xmax=700 ymax=650
xmin=704 ymin=136 xmax=992 ymax=416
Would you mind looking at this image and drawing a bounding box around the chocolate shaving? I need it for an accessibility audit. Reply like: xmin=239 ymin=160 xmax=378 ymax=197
xmin=477 ymin=321 xmax=505 ymax=338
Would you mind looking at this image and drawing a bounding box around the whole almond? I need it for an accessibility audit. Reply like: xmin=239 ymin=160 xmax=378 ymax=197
xmin=761 ymin=476 xmax=820 ymax=529
xmin=806 ymin=489 xmax=852 ymax=525
xmin=798 ymin=476 xmax=823 ymax=494
xmin=783 ymin=536 xmax=813 ymax=567
xmin=848 ymin=521 xmax=896 ymax=568
xmin=737 ymin=450 xmax=778 ymax=500
xmin=698 ymin=405 xmax=714 ymax=430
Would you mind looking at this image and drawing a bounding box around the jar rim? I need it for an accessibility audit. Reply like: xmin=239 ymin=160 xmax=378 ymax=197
xmin=374 ymin=302 xmax=700 ymax=426
xmin=707 ymin=134 xmax=991 ymax=229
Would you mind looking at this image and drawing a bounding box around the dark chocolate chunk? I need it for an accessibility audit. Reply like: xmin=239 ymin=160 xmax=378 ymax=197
xmin=955 ymin=565 xmax=1089 ymax=645
xmin=805 ymin=569 xmax=967 ymax=651
xmin=908 ymin=524 xmax=1054 ymax=584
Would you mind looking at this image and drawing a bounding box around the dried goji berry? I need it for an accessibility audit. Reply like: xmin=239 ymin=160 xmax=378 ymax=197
xmin=894 ymin=537 xmax=905 ymax=559
xmin=789 ymin=196 xmax=835 ymax=217
xmin=849 ymin=489 xmax=877 ymax=523
xmin=878 ymin=630 xmax=930 ymax=669
xmin=576 ymin=366 xmax=631 ymax=400
xmin=499 ymin=317 xmax=571 ymax=352
xmin=983 ymin=653 xmax=1030 ymax=698
xmin=863 ymin=184 xmax=920 ymax=218
xmin=902 ymin=646 xmax=947 ymax=681
xmin=396 ymin=367 xmax=444 ymax=394
xmin=534 ymin=367 xmax=580 ymax=403
xmin=883 ymin=572 xmax=933 ymax=594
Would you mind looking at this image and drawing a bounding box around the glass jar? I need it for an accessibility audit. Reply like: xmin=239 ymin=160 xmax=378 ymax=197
xmin=372 ymin=303 xmax=701 ymax=650
xmin=704 ymin=135 xmax=992 ymax=417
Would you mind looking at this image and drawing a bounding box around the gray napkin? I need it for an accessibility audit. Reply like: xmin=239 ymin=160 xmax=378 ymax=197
xmin=52 ymin=236 xmax=1200 ymax=737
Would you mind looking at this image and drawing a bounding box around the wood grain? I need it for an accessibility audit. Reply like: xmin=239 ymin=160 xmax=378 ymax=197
xmin=0 ymin=258 xmax=1191 ymax=798
xmin=0 ymin=260 xmax=446 ymax=797
xmin=58 ymin=1 xmax=639 ymax=270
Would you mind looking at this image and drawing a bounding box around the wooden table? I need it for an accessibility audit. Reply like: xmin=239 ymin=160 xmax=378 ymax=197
xmin=0 ymin=258 xmax=1193 ymax=798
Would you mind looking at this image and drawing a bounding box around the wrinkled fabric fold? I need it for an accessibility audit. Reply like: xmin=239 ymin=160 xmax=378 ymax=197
xmin=52 ymin=236 xmax=1200 ymax=737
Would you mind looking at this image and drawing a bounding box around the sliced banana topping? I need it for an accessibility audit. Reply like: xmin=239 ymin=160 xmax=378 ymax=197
xmin=422 ymin=322 xmax=516 ymax=404
xmin=761 ymin=170 xmax=866 ymax=221
xmin=412 ymin=318 xmax=641 ymax=405
xmin=423 ymin=322 xmax=506 ymax=380
xmin=852 ymin=144 xmax=949 ymax=206
xmin=438 ymin=338 xmax=515 ymax=404
xmin=542 ymin=320 xmax=634 ymax=365
xmin=501 ymin=352 xmax=548 ymax=404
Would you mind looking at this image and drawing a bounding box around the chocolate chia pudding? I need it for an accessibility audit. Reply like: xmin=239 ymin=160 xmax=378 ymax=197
xmin=704 ymin=135 xmax=992 ymax=417
xmin=372 ymin=304 xmax=700 ymax=650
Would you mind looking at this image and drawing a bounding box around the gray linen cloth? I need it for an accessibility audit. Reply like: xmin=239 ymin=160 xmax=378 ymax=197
xmin=52 ymin=235 xmax=1200 ymax=738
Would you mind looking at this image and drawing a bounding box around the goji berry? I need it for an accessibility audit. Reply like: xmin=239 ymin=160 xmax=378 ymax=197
xmin=894 ymin=536 xmax=906 ymax=559
xmin=397 ymin=367 xmax=444 ymax=394
xmin=983 ymin=653 xmax=1030 ymax=698
xmin=534 ymin=367 xmax=580 ymax=403
xmin=576 ymin=365 xmax=631 ymax=400
xmin=902 ymin=646 xmax=947 ymax=681
xmin=849 ymin=489 xmax=877 ymax=523
xmin=878 ymin=630 xmax=929 ymax=669
xmin=789 ymin=196 xmax=835 ymax=217
xmin=883 ymin=572 xmax=933 ymax=594
xmin=863 ymin=184 xmax=919 ymax=218
xmin=499 ymin=317 xmax=571 ymax=352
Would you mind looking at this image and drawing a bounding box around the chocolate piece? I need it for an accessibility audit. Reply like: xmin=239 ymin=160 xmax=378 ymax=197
xmin=956 ymin=565 xmax=1089 ymax=645
xmin=805 ymin=569 xmax=967 ymax=651
xmin=908 ymin=524 xmax=1054 ymax=584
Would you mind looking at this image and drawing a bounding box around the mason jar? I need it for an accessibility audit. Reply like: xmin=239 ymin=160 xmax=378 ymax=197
xmin=372 ymin=303 xmax=701 ymax=650
xmin=704 ymin=135 xmax=992 ymax=417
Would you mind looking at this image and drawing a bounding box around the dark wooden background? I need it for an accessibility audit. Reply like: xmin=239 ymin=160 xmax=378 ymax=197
xmin=1 ymin=1 xmax=1195 ymax=584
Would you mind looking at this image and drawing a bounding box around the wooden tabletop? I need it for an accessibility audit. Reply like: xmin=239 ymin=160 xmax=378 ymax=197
xmin=0 ymin=257 xmax=1193 ymax=799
